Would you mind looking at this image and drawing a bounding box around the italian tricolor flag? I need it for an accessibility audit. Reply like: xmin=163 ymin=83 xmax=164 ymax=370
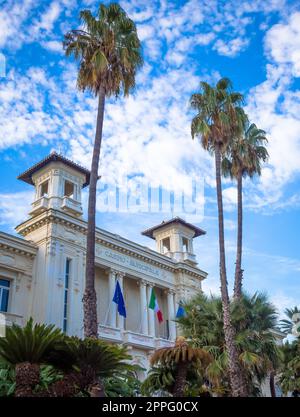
xmin=149 ymin=288 xmax=163 ymax=323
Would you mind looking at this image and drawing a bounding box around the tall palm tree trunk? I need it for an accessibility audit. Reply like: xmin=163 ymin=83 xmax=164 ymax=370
xmin=215 ymin=146 xmax=247 ymax=397
xmin=172 ymin=362 xmax=188 ymax=397
xmin=83 ymin=88 xmax=106 ymax=338
xmin=233 ymin=171 xmax=243 ymax=299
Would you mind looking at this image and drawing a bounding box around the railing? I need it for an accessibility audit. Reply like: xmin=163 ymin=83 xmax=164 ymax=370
xmin=155 ymin=338 xmax=174 ymax=348
xmin=183 ymin=252 xmax=196 ymax=263
xmin=29 ymin=196 xmax=49 ymax=215
xmin=0 ymin=312 xmax=24 ymax=327
xmin=61 ymin=197 xmax=83 ymax=216
xmin=98 ymin=324 xmax=173 ymax=349
xmin=98 ymin=324 xmax=123 ymax=343
xmin=123 ymin=330 xmax=156 ymax=349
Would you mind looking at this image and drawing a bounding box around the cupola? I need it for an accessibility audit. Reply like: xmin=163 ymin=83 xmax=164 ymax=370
xmin=142 ymin=217 xmax=206 ymax=265
xmin=17 ymin=152 xmax=90 ymax=218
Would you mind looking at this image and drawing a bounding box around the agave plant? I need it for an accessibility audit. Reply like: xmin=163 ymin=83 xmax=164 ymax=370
xmin=150 ymin=336 xmax=212 ymax=397
xmin=0 ymin=318 xmax=63 ymax=397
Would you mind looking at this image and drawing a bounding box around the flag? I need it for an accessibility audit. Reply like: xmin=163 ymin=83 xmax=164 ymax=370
xmin=112 ymin=280 xmax=126 ymax=318
xmin=176 ymin=303 xmax=186 ymax=318
xmin=149 ymin=288 xmax=163 ymax=323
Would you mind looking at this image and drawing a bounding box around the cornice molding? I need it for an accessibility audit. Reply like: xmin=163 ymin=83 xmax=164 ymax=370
xmin=15 ymin=210 xmax=207 ymax=280
xmin=0 ymin=232 xmax=37 ymax=258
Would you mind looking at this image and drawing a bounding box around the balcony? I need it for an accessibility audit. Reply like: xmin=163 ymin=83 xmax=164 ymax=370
xmin=183 ymin=252 xmax=197 ymax=264
xmin=155 ymin=338 xmax=174 ymax=348
xmin=99 ymin=324 xmax=123 ymax=343
xmin=29 ymin=196 xmax=49 ymax=216
xmin=61 ymin=197 xmax=83 ymax=216
xmin=123 ymin=330 xmax=156 ymax=349
xmin=0 ymin=312 xmax=24 ymax=329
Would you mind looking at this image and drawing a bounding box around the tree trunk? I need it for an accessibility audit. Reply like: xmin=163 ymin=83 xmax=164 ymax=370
xmin=269 ymin=371 xmax=276 ymax=398
xmin=214 ymin=146 xmax=247 ymax=397
xmin=15 ymin=362 xmax=40 ymax=397
xmin=83 ymin=88 xmax=106 ymax=338
xmin=44 ymin=372 xmax=81 ymax=397
xmin=89 ymin=379 xmax=106 ymax=397
xmin=233 ymin=171 xmax=243 ymax=299
xmin=172 ymin=361 xmax=188 ymax=397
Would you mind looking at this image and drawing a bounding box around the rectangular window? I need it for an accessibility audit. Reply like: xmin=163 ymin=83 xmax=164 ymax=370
xmin=64 ymin=181 xmax=75 ymax=199
xmin=161 ymin=237 xmax=170 ymax=253
xmin=182 ymin=237 xmax=189 ymax=252
xmin=0 ymin=279 xmax=10 ymax=312
xmin=166 ymin=319 xmax=170 ymax=340
xmin=40 ymin=180 xmax=49 ymax=197
xmin=63 ymin=259 xmax=71 ymax=333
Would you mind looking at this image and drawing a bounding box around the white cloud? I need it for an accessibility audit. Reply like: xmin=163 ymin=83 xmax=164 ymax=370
xmin=243 ymin=11 xmax=300 ymax=211
xmin=0 ymin=0 xmax=34 ymax=48
xmin=0 ymin=191 xmax=34 ymax=230
xmin=265 ymin=12 xmax=300 ymax=76
xmin=213 ymin=37 xmax=249 ymax=57
xmin=40 ymin=40 xmax=63 ymax=53
xmin=32 ymin=2 xmax=61 ymax=34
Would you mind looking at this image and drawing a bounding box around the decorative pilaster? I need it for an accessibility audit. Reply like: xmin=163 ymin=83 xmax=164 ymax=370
xmin=139 ymin=280 xmax=148 ymax=335
xmin=147 ymin=283 xmax=155 ymax=337
xmin=167 ymin=289 xmax=176 ymax=340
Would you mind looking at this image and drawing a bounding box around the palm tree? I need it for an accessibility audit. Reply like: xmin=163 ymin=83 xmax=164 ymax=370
xmin=222 ymin=123 xmax=268 ymax=299
xmin=177 ymin=292 xmax=280 ymax=396
xmin=149 ymin=336 xmax=212 ymax=397
xmin=64 ymin=3 xmax=143 ymax=338
xmin=190 ymin=77 xmax=247 ymax=396
xmin=278 ymin=340 xmax=300 ymax=396
xmin=280 ymin=306 xmax=300 ymax=334
xmin=0 ymin=319 xmax=63 ymax=397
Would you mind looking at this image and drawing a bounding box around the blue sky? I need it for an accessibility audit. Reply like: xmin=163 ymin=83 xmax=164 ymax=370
xmin=0 ymin=0 xmax=299 ymax=319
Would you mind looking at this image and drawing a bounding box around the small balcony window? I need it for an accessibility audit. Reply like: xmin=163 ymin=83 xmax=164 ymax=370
xmin=182 ymin=237 xmax=189 ymax=252
xmin=64 ymin=181 xmax=75 ymax=199
xmin=161 ymin=237 xmax=170 ymax=254
xmin=40 ymin=180 xmax=49 ymax=197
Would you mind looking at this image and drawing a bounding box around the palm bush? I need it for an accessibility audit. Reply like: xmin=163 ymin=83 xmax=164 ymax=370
xmin=0 ymin=318 xmax=63 ymax=397
xmin=148 ymin=336 xmax=212 ymax=397
xmin=0 ymin=319 xmax=139 ymax=397
xmin=45 ymin=337 xmax=137 ymax=397
xmin=177 ymin=292 xmax=280 ymax=396
xmin=141 ymin=363 xmax=210 ymax=397
xmin=278 ymin=340 xmax=300 ymax=395
xmin=103 ymin=366 xmax=142 ymax=397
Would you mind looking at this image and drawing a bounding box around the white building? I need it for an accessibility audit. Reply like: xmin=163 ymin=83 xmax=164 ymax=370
xmin=0 ymin=152 xmax=207 ymax=371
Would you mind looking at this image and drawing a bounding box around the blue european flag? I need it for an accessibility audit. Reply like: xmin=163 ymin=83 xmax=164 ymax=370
xmin=112 ymin=280 xmax=126 ymax=318
xmin=176 ymin=303 xmax=186 ymax=318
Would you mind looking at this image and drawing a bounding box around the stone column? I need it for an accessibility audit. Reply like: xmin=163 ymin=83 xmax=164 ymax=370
xmin=167 ymin=290 xmax=176 ymax=340
xmin=117 ymin=272 xmax=125 ymax=330
xmin=147 ymin=284 xmax=155 ymax=337
xmin=139 ymin=280 xmax=148 ymax=335
xmin=108 ymin=269 xmax=117 ymax=327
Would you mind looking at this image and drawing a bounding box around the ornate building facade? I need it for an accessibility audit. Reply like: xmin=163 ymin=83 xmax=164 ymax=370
xmin=0 ymin=152 xmax=207 ymax=372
